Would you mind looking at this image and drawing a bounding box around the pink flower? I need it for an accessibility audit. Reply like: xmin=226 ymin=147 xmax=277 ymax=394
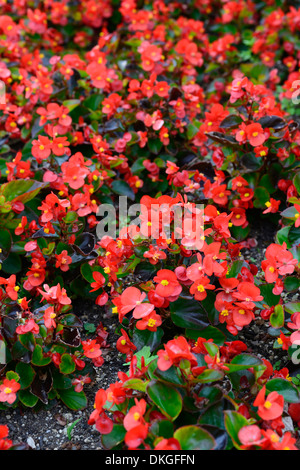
xmin=120 ymin=286 xmax=154 ymax=319
xmin=0 ymin=379 xmax=20 ymax=404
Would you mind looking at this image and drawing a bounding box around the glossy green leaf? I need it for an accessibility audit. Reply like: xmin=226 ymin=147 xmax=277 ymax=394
xmin=224 ymin=411 xmax=249 ymax=449
xmin=266 ymin=378 xmax=300 ymax=403
xmin=146 ymin=380 xmax=182 ymax=420
xmin=174 ymin=425 xmax=215 ymax=450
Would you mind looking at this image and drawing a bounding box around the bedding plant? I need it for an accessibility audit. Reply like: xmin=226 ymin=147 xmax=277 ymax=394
xmin=1 ymin=0 xmax=300 ymax=451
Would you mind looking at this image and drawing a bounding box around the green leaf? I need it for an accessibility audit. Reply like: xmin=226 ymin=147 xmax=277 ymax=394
xmin=63 ymin=211 xmax=78 ymax=224
xmin=150 ymin=420 xmax=174 ymax=440
xmin=0 ymin=229 xmax=11 ymax=262
xmin=58 ymin=388 xmax=87 ymax=410
xmin=174 ymin=425 xmax=215 ymax=450
xmin=186 ymin=326 xmax=225 ymax=346
xmin=227 ymin=260 xmax=244 ymax=278
xmin=122 ymin=378 xmax=148 ymax=392
xmin=170 ymin=297 xmax=209 ymax=330
xmin=230 ymin=224 xmax=250 ymax=241
xmin=31 ymin=344 xmax=51 ymax=366
xmin=266 ymin=379 xmax=300 ymax=403
xmin=101 ymin=424 xmax=126 ymax=450
xmin=285 ymin=302 xmax=300 ymax=314
xmin=84 ymin=323 xmax=96 ymax=333
xmin=1 ymin=180 xmax=47 ymax=203
xmin=276 ymin=226 xmax=290 ymax=246
xmin=59 ymin=354 xmax=76 ymax=375
xmin=256 ymin=284 xmax=280 ymax=309
xmin=270 ymin=304 xmax=284 ymax=329
xmin=226 ymin=354 xmax=263 ymax=373
xmin=132 ymin=327 xmax=164 ymax=352
xmin=146 ymin=380 xmax=182 ymax=420
xmin=6 ymin=371 xmax=19 ymax=382
xmin=80 ymin=263 xmax=107 ymax=284
xmin=67 ymin=418 xmax=82 ymax=440
xmin=294 ymin=172 xmax=300 ymax=195
xmin=128 ymin=346 xmax=156 ymax=369
xmin=284 ymin=276 xmax=300 ymax=292
xmin=148 ymin=138 xmax=163 ymax=155
xmin=253 ymin=187 xmax=270 ymax=209
xmin=18 ymin=389 xmax=39 ymax=408
xmin=83 ymin=94 xmax=102 ymax=111
xmin=289 ymin=225 xmax=300 ymax=245
xmin=19 ymin=332 xmax=36 ymax=351
xmin=259 ymin=174 xmax=276 ymax=194
xmin=2 ymin=252 xmax=22 ymax=274
xmin=154 ymin=365 xmax=186 ymax=387
xmin=111 ymin=180 xmax=135 ymax=201
xmin=224 ymin=411 xmax=249 ymax=449
xmin=15 ymin=363 xmax=36 ymax=389
xmin=62 ymin=99 xmax=81 ymax=111
xmin=196 ymin=369 xmax=224 ymax=383
xmin=187 ymin=122 xmax=200 ymax=139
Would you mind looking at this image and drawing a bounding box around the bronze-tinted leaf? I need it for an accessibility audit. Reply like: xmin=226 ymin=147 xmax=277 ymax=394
xmin=73 ymin=232 xmax=95 ymax=256
xmin=258 ymin=116 xmax=287 ymax=130
xmin=56 ymin=327 xmax=81 ymax=348
xmin=30 ymin=369 xmax=53 ymax=405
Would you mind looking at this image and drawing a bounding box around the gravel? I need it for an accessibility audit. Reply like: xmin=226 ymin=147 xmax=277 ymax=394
xmin=0 ymin=303 xmax=125 ymax=450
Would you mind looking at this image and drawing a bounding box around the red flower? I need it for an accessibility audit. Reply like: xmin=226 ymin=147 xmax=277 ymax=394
xmin=116 ymin=329 xmax=137 ymax=355
xmin=16 ymin=318 xmax=39 ymax=335
xmin=155 ymin=438 xmax=181 ymax=450
xmin=38 ymin=283 xmax=71 ymax=307
xmin=72 ymin=375 xmax=91 ymax=393
xmin=157 ymin=336 xmax=197 ymax=371
xmin=153 ymin=269 xmax=182 ymax=298
xmin=43 ymin=306 xmax=56 ymax=329
xmin=263 ymin=198 xmax=280 ymax=214
xmin=0 ymin=378 xmax=20 ymax=404
xmin=143 ymin=245 xmax=167 ymax=265
xmin=233 ymin=282 xmax=263 ymax=308
xmin=294 ymin=204 xmax=300 ymax=227
xmin=189 ymin=276 xmax=215 ymax=301
xmin=32 ymin=135 xmax=52 ymax=162
xmin=123 ymin=398 xmax=149 ymax=448
xmin=0 ymin=275 xmax=19 ymax=300
xmin=245 ymin=123 xmax=266 ymax=147
xmin=136 ymin=311 xmax=162 ymax=331
xmin=82 ymin=339 xmax=102 ymax=359
xmin=88 ymin=389 xmax=113 ymax=435
xmin=120 ymin=286 xmax=154 ymax=319
xmin=238 ymin=425 xmax=264 ymax=448
xmin=253 ymin=385 xmax=284 ymax=421
xmin=55 ymin=250 xmax=72 ymax=272
xmin=90 ymin=271 xmax=105 ymax=292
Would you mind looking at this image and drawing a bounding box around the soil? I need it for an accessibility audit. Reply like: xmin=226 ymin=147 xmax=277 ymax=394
xmin=1 ymin=218 xmax=297 ymax=450
xmin=1 ymin=303 xmax=125 ymax=450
